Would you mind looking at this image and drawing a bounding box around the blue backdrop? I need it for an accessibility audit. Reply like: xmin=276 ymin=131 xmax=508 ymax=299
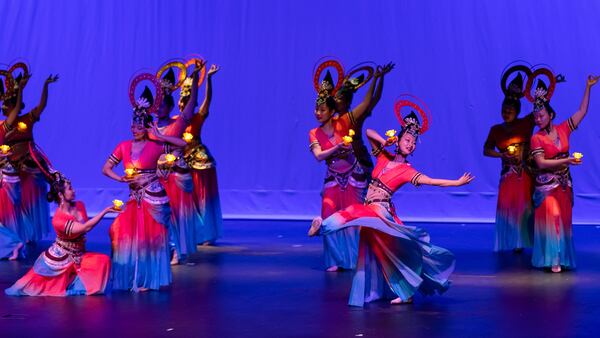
xmin=1 ymin=0 xmax=599 ymax=223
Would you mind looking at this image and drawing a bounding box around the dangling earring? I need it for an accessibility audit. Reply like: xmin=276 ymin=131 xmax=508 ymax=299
xmin=332 ymin=113 xmax=339 ymax=121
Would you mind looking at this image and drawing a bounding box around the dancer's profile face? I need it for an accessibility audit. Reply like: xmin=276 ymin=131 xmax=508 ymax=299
xmin=533 ymin=107 xmax=551 ymax=129
xmin=314 ymin=103 xmax=334 ymax=123
xmin=501 ymin=104 xmax=518 ymax=123
xmin=397 ymin=133 xmax=417 ymax=156
xmin=62 ymin=183 xmax=75 ymax=202
xmin=131 ymin=123 xmax=147 ymax=140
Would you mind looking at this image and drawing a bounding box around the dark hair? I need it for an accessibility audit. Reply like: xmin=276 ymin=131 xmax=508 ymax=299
xmin=2 ymin=97 xmax=25 ymax=113
xmin=163 ymin=94 xmax=175 ymax=108
xmin=47 ymin=174 xmax=69 ymax=204
xmin=544 ymin=101 xmax=556 ymax=120
xmin=323 ymin=96 xmax=336 ymax=111
xmin=133 ymin=109 xmax=154 ymax=128
xmin=502 ymin=97 xmax=521 ymax=114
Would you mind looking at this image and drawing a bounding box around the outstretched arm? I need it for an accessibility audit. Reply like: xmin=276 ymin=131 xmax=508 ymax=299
xmin=69 ymin=206 xmax=119 ymax=236
xmin=417 ymin=172 xmax=475 ymax=187
xmin=30 ymin=75 xmax=59 ymax=121
xmin=570 ymin=75 xmax=599 ymax=128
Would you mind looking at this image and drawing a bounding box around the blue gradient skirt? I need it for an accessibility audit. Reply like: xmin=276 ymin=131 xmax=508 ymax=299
xmin=321 ymin=203 xmax=455 ymax=306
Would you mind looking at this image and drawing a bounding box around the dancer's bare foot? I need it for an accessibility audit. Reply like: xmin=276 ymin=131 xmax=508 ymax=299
xmin=326 ymin=265 xmax=339 ymax=272
xmin=9 ymin=242 xmax=23 ymax=260
xmin=390 ymin=297 xmax=413 ymax=305
xmin=308 ymin=217 xmax=322 ymax=237
xmin=551 ymin=265 xmax=562 ymax=273
xmin=138 ymin=287 xmax=149 ymax=292
xmin=170 ymin=251 xmax=180 ymax=265
xmin=201 ymin=241 xmax=211 ymax=246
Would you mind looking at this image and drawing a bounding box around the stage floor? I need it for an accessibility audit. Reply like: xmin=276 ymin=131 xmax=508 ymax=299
xmin=1 ymin=220 xmax=600 ymax=338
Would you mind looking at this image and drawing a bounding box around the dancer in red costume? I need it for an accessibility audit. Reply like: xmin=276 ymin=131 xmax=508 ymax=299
xmin=2 ymin=61 xmax=59 ymax=243
xmin=527 ymin=69 xmax=599 ymax=273
xmin=309 ymin=59 xmax=378 ymax=271
xmin=102 ymin=74 xmax=188 ymax=291
xmin=181 ymin=62 xmax=223 ymax=246
xmin=5 ymin=172 xmax=118 ymax=296
xmin=309 ymin=96 xmax=473 ymax=306
xmin=484 ymin=63 xmax=536 ymax=252
xmin=155 ymin=60 xmax=203 ymax=264
xmin=0 ymin=70 xmax=26 ymax=259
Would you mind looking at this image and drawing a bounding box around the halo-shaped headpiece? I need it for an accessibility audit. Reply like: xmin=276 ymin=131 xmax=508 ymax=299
xmin=156 ymin=59 xmax=187 ymax=92
xmin=313 ymin=57 xmax=344 ymax=95
xmin=500 ymin=61 xmax=532 ymax=99
xmin=524 ymin=66 xmax=557 ymax=103
xmin=2 ymin=61 xmax=29 ymax=100
xmin=129 ymin=72 xmax=163 ymax=114
xmin=0 ymin=69 xmax=14 ymax=101
xmin=393 ymin=94 xmax=431 ymax=136
xmin=341 ymin=62 xmax=375 ymax=92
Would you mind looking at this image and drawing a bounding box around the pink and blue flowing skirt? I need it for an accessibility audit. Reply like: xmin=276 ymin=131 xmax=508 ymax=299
xmin=494 ymin=172 xmax=534 ymax=251
xmin=531 ymin=187 xmax=575 ymax=269
xmin=321 ymin=203 xmax=455 ymax=306
xmin=192 ymin=168 xmax=223 ymax=244
xmin=109 ymin=200 xmax=172 ymax=291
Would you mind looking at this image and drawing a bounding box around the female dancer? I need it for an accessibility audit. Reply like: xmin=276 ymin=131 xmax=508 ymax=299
xmin=0 ymin=71 xmax=25 ymax=259
xmin=528 ymin=72 xmax=599 ymax=272
xmin=181 ymin=63 xmax=223 ymax=245
xmin=102 ymin=76 xmax=188 ymax=291
xmin=155 ymin=60 xmax=203 ymax=263
xmin=5 ymin=172 xmax=117 ymax=296
xmin=309 ymin=100 xmax=473 ymax=306
xmin=2 ymin=62 xmax=59 ymax=242
xmin=309 ymin=62 xmax=378 ymax=271
xmin=484 ymin=64 xmax=535 ymax=252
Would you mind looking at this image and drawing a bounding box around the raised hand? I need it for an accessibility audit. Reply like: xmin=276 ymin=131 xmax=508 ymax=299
xmin=382 ymin=62 xmax=395 ymax=75
xmin=587 ymin=75 xmax=600 ymax=87
xmin=207 ymin=64 xmax=220 ymax=77
xmin=45 ymin=74 xmax=59 ymax=85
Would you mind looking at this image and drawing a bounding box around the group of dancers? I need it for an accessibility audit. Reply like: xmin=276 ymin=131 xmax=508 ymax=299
xmin=0 ymin=57 xmax=598 ymax=307
xmin=307 ymin=58 xmax=598 ymax=306
xmin=0 ymin=57 xmax=223 ymax=295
